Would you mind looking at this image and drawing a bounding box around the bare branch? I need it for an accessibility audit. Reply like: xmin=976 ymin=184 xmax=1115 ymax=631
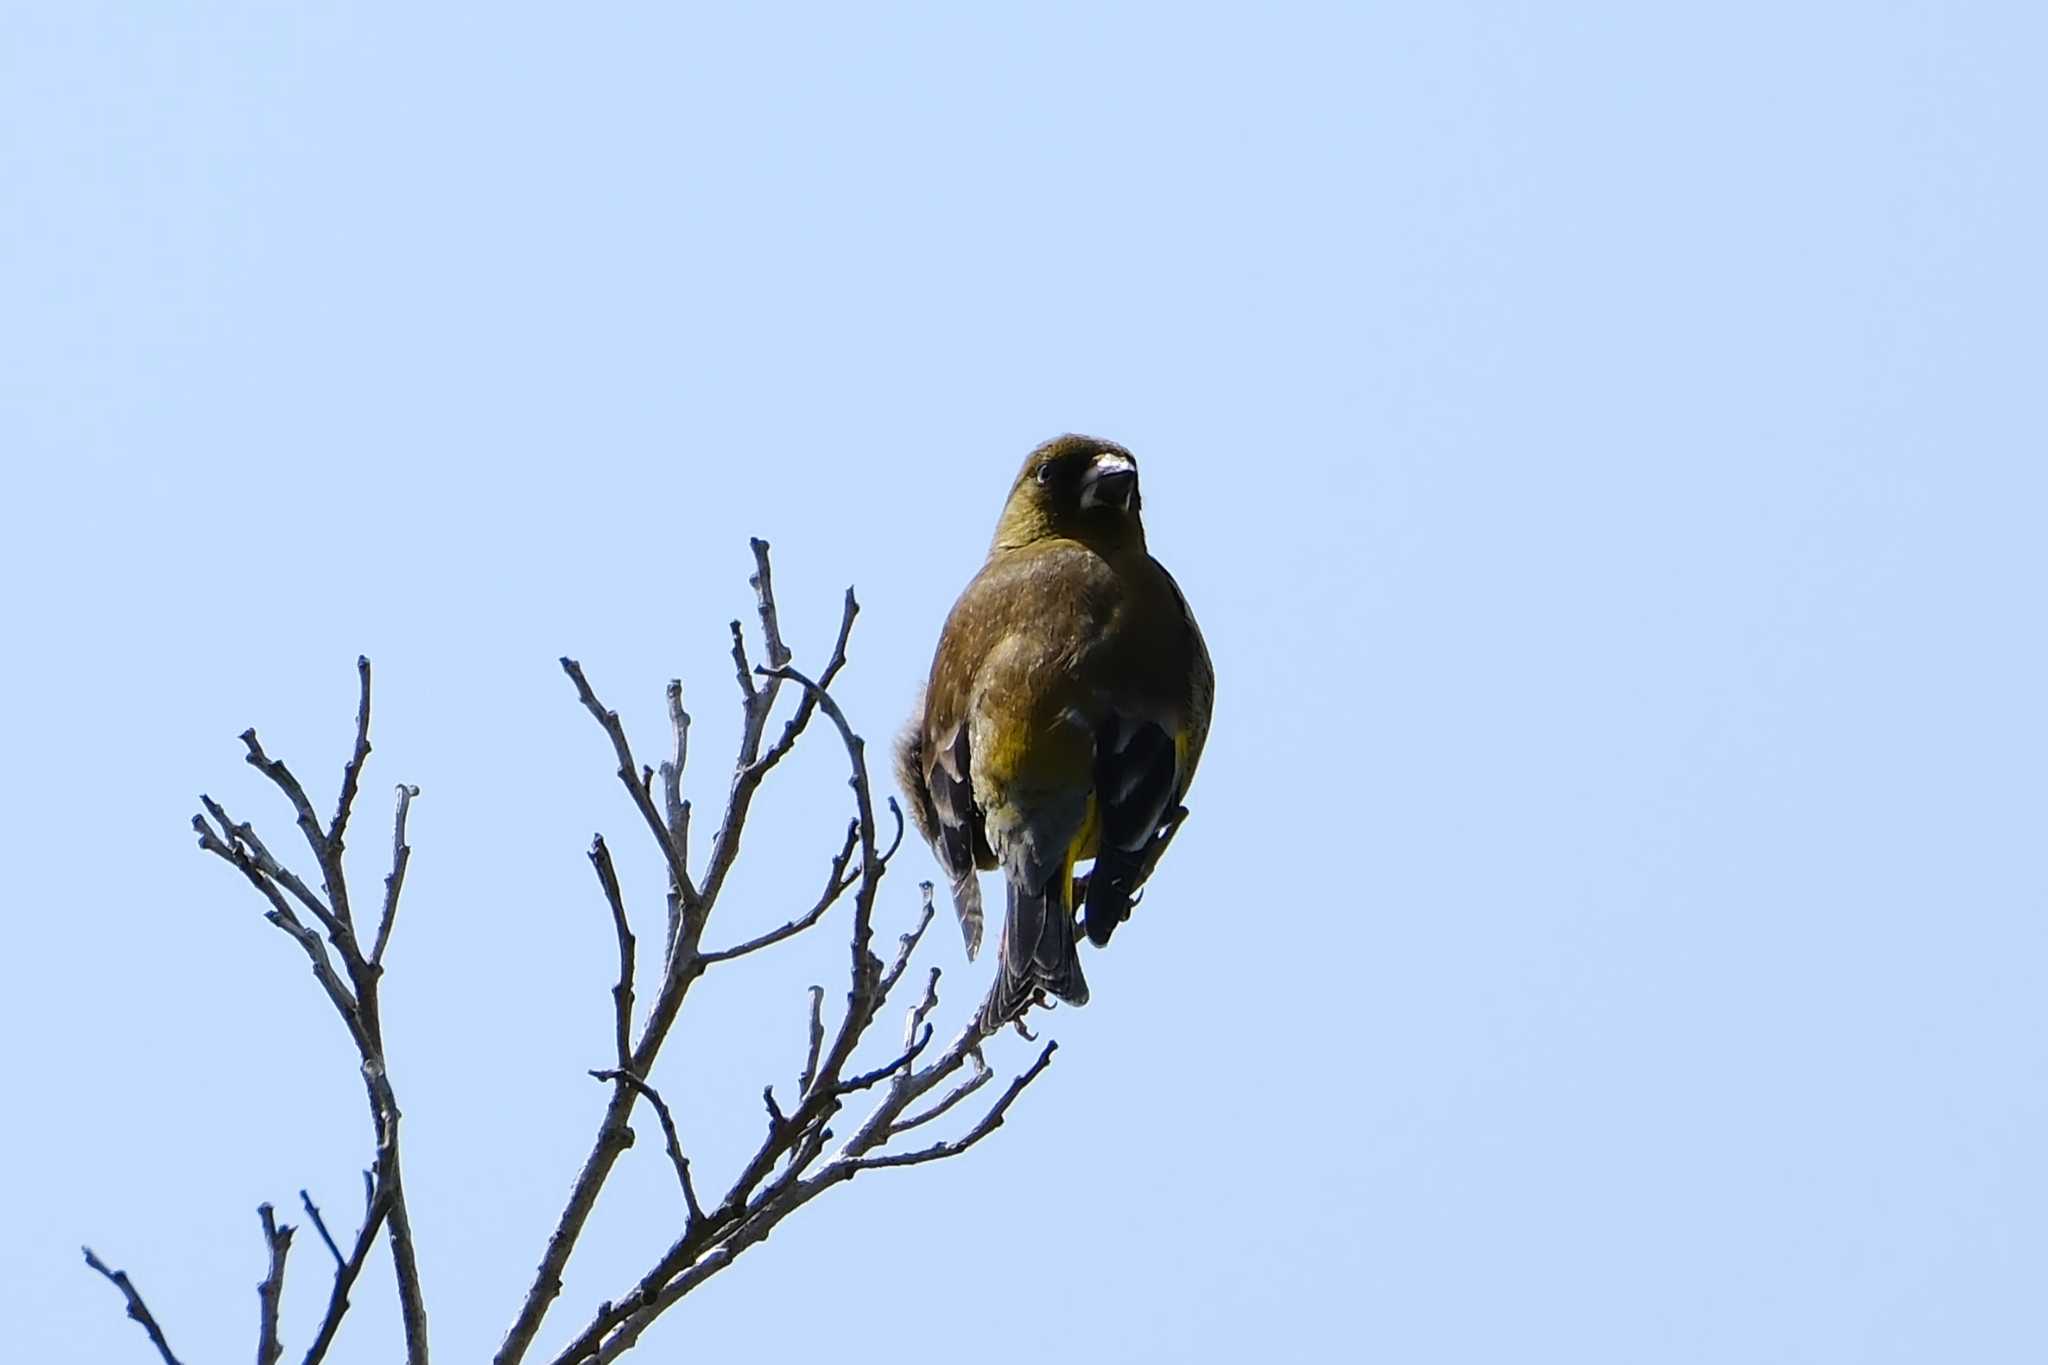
xmin=726 ymin=619 xmax=754 ymax=700
xmin=698 ymin=819 xmax=860 ymax=964
xmin=721 ymin=537 xmax=794 ymax=769
xmin=589 ymin=1070 xmax=704 ymax=1227
xmin=549 ymin=879 xmax=1057 ymax=1365
xmin=83 ymin=1247 xmax=183 ymax=1365
xmin=369 ymin=783 xmax=420 ymax=968
xmin=906 ymin=966 xmax=942 ymax=1052
xmin=878 ymin=795 xmax=906 ymax=866
xmin=563 ymin=1021 xmax=1057 ymax=1364
xmin=878 ymin=888 xmax=938 ymax=1001
xmin=242 ymin=727 xmax=360 ymax=936
xmin=589 ymin=836 xmax=634 ymax=1071
xmin=748 ymin=538 xmax=793 ymax=677
xmin=241 ymin=729 xmax=329 ymax=867
xmin=757 ymin=664 xmax=886 ymax=1036
xmin=329 ymin=656 xmax=373 ymax=852
xmin=798 ymin=986 xmax=825 ymax=1097
xmin=299 ymin=1190 xmax=345 ymax=1268
xmin=257 ymin=1204 xmax=294 ymax=1365
xmin=506 ymin=548 xmax=880 ymax=1365
xmin=376 ymin=1107 xmax=430 ymax=1365
xmin=301 ymin=1180 xmax=392 ymax=1365
xmin=559 ymin=659 xmax=698 ymax=910
xmin=834 ymin=1023 xmax=933 ymax=1094
xmin=193 ymin=665 xmax=431 ymax=1365
xmin=657 ymin=680 xmax=691 ymax=949
xmin=888 ymin=1058 xmax=993 ymax=1137
xmin=848 ymin=1041 xmax=1057 ymax=1172
xmin=194 ymin=812 xmax=367 ymax=1044
xmin=753 ymin=585 xmax=858 ymax=776
xmin=148 ymin=551 xmax=1067 ymax=1365
xmin=199 ymin=795 xmax=351 ymax=952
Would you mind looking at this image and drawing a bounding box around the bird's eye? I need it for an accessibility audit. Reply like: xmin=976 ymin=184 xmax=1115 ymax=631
xmin=1034 ymin=463 xmax=1056 ymax=486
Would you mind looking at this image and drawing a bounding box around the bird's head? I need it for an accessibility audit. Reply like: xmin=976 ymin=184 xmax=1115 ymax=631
xmin=992 ymin=434 xmax=1146 ymax=552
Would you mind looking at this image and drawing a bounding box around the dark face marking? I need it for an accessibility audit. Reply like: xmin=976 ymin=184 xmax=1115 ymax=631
xmin=1018 ymin=439 xmax=1140 ymax=521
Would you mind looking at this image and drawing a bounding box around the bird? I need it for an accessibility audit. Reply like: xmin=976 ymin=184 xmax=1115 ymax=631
xmin=895 ymin=434 xmax=1213 ymax=1032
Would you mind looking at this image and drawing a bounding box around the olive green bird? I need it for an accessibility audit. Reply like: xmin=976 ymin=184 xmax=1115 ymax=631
xmin=896 ymin=434 xmax=1213 ymax=1032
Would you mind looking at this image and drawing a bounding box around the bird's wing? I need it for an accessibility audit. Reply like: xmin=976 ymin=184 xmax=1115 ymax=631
xmin=1094 ymin=711 xmax=1181 ymax=854
xmin=1081 ymin=710 xmax=1186 ymax=946
xmin=1078 ymin=553 xmax=1211 ymax=945
xmin=921 ymin=718 xmax=987 ymax=958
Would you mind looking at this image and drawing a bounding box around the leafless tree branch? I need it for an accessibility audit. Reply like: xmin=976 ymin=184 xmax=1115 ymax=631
xmin=256 ymin=1204 xmax=294 ymax=1365
xmin=83 ymin=1247 xmax=183 ymax=1365
xmin=513 ymin=577 xmax=1063 ymax=1365
xmin=589 ymin=836 xmax=635 ymax=1071
xmin=888 ymin=1055 xmax=994 ymax=1137
xmin=798 ymin=985 xmax=826 ymax=1096
xmin=184 ymin=686 xmax=431 ymax=1365
xmin=97 ymin=543 xmax=1066 ymax=1365
xmin=561 ymin=659 xmax=697 ymax=912
xmin=657 ymin=680 xmax=691 ymax=951
xmin=370 ymin=782 xmax=420 ymax=968
xmin=329 ymin=656 xmax=373 ymax=857
xmin=697 ymin=819 xmax=860 ymax=964
xmin=299 ymin=1190 xmax=346 ymax=1270
xmin=301 ymin=1178 xmax=392 ymax=1365
xmin=845 ymin=1040 xmax=1057 ymax=1171
xmin=587 ymin=1070 xmax=704 ymax=1227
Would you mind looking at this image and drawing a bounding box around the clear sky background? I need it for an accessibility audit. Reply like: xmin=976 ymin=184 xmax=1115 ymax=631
xmin=4 ymin=5 xmax=2045 ymax=1362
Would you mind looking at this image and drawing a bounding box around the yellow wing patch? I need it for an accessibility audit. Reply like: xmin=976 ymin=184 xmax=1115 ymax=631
xmin=1063 ymin=793 xmax=1101 ymax=905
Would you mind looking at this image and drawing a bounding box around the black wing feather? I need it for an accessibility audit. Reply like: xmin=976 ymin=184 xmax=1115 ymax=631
xmin=1083 ymin=714 xmax=1179 ymax=946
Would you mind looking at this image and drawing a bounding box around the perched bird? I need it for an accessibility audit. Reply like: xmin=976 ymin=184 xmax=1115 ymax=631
xmin=896 ymin=434 xmax=1213 ymax=1031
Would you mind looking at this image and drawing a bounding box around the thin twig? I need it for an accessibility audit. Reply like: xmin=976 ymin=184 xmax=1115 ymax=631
xmin=83 ymin=1247 xmax=184 ymax=1365
xmin=300 ymin=1180 xmax=392 ymax=1365
xmin=657 ymin=680 xmax=691 ymax=950
xmin=243 ymin=727 xmax=359 ymax=935
xmin=835 ymin=1024 xmax=933 ymax=1094
xmin=193 ymin=813 xmax=366 ymax=1045
xmin=888 ymin=1059 xmax=994 ymax=1137
xmin=588 ymin=1070 xmax=704 ymax=1227
xmin=329 ymin=656 xmax=373 ymax=853
xmin=848 ymin=1041 xmax=1058 ymax=1171
xmin=589 ymin=836 xmax=634 ymax=1071
xmin=560 ymin=659 xmax=697 ymax=910
xmin=299 ymin=1190 xmax=345 ymax=1269
xmin=698 ymin=820 xmax=860 ymax=964
xmin=906 ymin=966 xmax=942 ymax=1052
xmin=370 ymin=784 xmax=420 ymax=968
xmin=257 ymin=1204 xmax=295 ymax=1365
xmin=200 ymin=795 xmax=353 ymax=953
xmin=798 ymin=986 xmax=825 ymax=1096
xmin=752 ymin=585 xmax=858 ymax=775
xmin=879 ymin=890 xmax=938 ymax=1001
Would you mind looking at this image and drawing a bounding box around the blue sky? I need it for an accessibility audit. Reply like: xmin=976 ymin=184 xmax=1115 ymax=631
xmin=4 ymin=5 xmax=2045 ymax=1362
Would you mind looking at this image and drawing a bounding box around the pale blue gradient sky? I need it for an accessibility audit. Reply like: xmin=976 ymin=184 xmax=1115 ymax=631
xmin=5 ymin=5 xmax=2045 ymax=1362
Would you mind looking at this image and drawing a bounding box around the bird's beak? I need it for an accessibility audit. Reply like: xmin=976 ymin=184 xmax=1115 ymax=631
xmin=1079 ymin=452 xmax=1138 ymax=511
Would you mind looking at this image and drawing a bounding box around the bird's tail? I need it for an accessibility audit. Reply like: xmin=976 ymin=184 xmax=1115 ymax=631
xmin=979 ymin=872 xmax=1088 ymax=1033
